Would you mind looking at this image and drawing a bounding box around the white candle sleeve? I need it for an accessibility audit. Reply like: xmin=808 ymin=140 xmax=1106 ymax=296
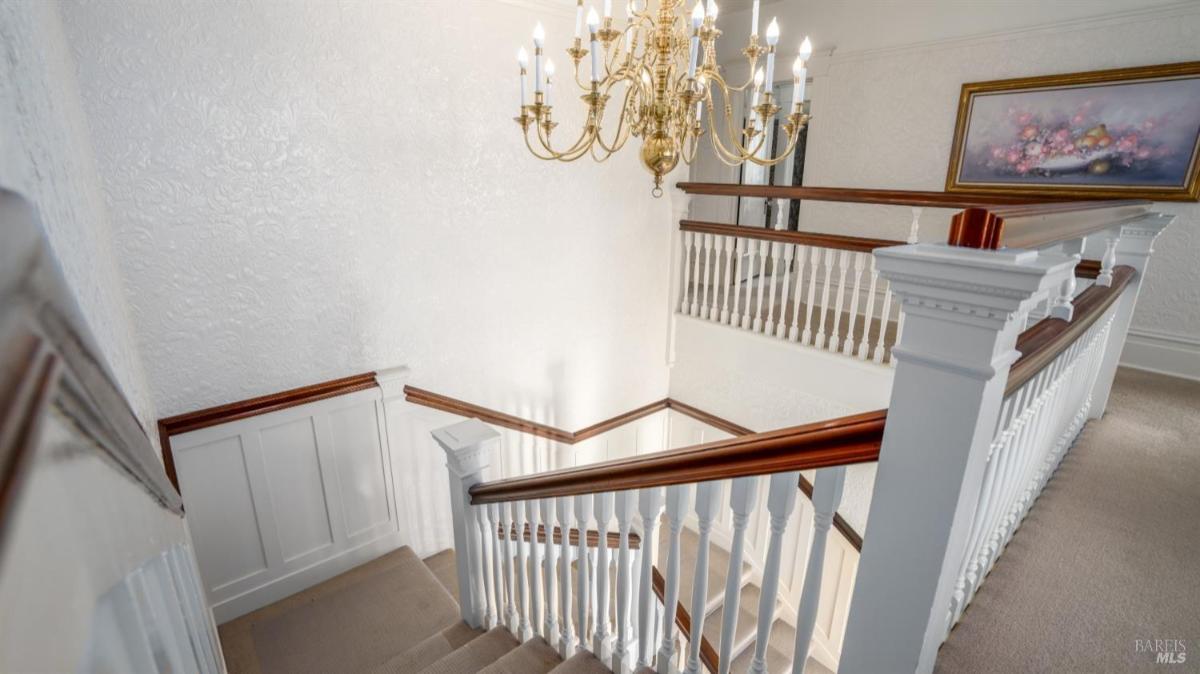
xmin=794 ymin=68 xmax=806 ymax=109
xmin=751 ymin=0 xmax=759 ymax=35
xmin=687 ymin=35 xmax=700 ymax=78
xmin=520 ymin=70 xmax=527 ymax=106
xmin=535 ymin=51 xmax=543 ymax=93
xmin=604 ymin=0 xmax=612 ymax=18
xmin=764 ymin=50 xmax=775 ymax=92
xmin=590 ymin=35 xmax=600 ymax=81
xmin=574 ymin=3 xmax=583 ymax=38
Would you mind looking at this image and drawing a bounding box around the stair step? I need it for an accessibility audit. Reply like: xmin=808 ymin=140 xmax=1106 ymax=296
xmin=549 ymin=650 xmax=611 ymax=673
xmin=730 ymin=617 xmax=797 ymax=673
xmin=702 ymin=582 xmax=762 ymax=660
xmin=420 ymin=626 xmax=518 ymax=674
xmin=368 ymin=622 xmax=486 ymax=674
xmin=660 ymin=526 xmax=751 ymax=614
xmin=479 ymin=635 xmax=560 ymax=674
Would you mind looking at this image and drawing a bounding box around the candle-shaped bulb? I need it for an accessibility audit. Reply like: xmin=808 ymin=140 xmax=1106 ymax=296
xmin=766 ymin=17 xmax=779 ymax=45
xmin=545 ymin=59 xmax=556 ymax=77
xmin=517 ymin=47 xmax=529 ymax=67
xmin=754 ymin=67 xmax=764 ymax=89
xmin=587 ymin=7 xmax=600 ymax=31
xmin=792 ymin=54 xmax=803 ymax=78
xmin=706 ymin=0 xmax=718 ymax=20
xmin=533 ymin=22 xmax=545 ymax=47
xmin=691 ymin=2 xmax=704 ymax=28
xmin=799 ymin=36 xmax=812 ymax=60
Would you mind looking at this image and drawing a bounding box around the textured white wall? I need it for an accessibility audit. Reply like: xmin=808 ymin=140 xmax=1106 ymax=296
xmin=61 ymin=0 xmax=674 ymax=426
xmin=0 ymin=1 xmax=157 ymax=435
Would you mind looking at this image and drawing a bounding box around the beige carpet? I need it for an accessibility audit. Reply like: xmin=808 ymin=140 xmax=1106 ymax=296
xmin=937 ymin=368 xmax=1200 ymax=673
xmin=219 ymin=547 xmax=461 ymax=674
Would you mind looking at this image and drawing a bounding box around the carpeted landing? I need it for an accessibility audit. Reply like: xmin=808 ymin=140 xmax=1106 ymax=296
xmin=218 ymin=546 xmax=609 ymax=674
xmin=936 ymin=368 xmax=1200 ymax=673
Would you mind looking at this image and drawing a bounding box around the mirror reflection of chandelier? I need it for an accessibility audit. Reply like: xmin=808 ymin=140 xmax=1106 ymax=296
xmin=513 ymin=0 xmax=812 ymax=196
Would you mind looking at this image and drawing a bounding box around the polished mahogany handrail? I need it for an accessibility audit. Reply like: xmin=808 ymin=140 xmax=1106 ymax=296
xmin=468 ymin=409 xmax=886 ymax=505
xmin=948 ymin=200 xmax=1152 ymax=250
xmin=1007 ymin=265 xmax=1134 ymax=396
xmin=680 ymin=219 xmax=903 ymax=253
xmin=676 ymin=182 xmax=1053 ymax=208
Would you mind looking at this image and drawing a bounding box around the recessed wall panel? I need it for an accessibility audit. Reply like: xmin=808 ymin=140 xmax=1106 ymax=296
xmin=329 ymin=404 xmax=390 ymax=538
xmin=175 ymin=436 xmax=266 ymax=590
xmin=258 ymin=418 xmax=334 ymax=562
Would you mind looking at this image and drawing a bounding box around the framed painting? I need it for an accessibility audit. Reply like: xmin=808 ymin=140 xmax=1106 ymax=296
xmin=946 ymin=61 xmax=1200 ymax=201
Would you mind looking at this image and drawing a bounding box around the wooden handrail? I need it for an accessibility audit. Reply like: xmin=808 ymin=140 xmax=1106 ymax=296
xmin=680 ymin=220 xmax=903 ymax=253
xmin=652 ymin=566 xmax=720 ymax=674
xmin=676 ymin=182 xmax=1053 ymax=208
xmin=1007 ymin=265 xmax=1135 ymax=395
xmin=468 ymin=409 xmax=886 ymax=505
xmin=497 ymin=523 xmax=641 ymax=550
xmin=948 ymin=200 xmax=1152 ymax=250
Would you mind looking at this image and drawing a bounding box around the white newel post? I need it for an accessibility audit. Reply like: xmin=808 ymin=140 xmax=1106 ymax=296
xmin=839 ymin=243 xmax=1075 ymax=674
xmin=433 ymin=418 xmax=500 ymax=629
xmin=1087 ymin=215 xmax=1172 ymax=419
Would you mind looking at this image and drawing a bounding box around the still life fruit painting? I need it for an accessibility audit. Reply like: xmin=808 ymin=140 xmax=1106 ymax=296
xmin=946 ymin=62 xmax=1200 ymax=201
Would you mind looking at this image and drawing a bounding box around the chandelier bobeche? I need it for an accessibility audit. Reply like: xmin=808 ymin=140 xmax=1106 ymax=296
xmin=514 ymin=0 xmax=812 ymax=196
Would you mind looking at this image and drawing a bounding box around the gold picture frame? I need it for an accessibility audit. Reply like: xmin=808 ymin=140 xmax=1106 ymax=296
xmin=946 ymin=61 xmax=1200 ymax=201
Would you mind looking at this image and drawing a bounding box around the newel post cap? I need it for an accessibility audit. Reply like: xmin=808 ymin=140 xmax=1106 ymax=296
xmin=432 ymin=418 xmax=498 ymax=477
xmin=874 ymin=243 xmax=1076 ymax=329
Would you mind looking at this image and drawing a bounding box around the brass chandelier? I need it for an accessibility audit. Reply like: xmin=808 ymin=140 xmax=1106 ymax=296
xmin=514 ymin=0 xmax=812 ymax=196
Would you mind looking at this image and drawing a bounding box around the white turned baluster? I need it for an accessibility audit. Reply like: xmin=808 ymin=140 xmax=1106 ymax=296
xmin=637 ymin=487 xmax=666 ymax=667
xmin=1096 ymin=233 xmax=1119 ymax=287
xmin=515 ymin=501 xmax=531 ymax=639
xmin=540 ymin=499 xmax=559 ymax=643
xmin=528 ymin=499 xmax=543 ymax=640
xmin=657 ymin=484 xmax=695 ymax=673
xmin=701 ymin=234 xmax=716 ymax=320
xmin=613 ymin=491 xmax=638 ymax=673
xmin=730 ymin=238 xmax=745 ymax=326
xmin=791 ymin=467 xmax=846 ymax=674
xmin=777 ymin=243 xmax=796 ymax=338
xmin=684 ymin=482 xmax=721 ymax=674
xmin=476 ymin=506 xmax=498 ymax=628
xmin=831 ymin=250 xmax=852 ymax=352
xmin=765 ymin=240 xmax=783 ymax=335
xmin=488 ymin=503 xmax=506 ymax=629
xmin=815 ymin=248 xmax=836 ymax=349
xmin=908 ymin=207 xmax=922 ymax=244
xmin=557 ymin=496 xmax=576 ymax=658
xmin=680 ymin=231 xmax=694 ymax=314
xmin=801 ymin=246 xmax=820 ymax=345
xmin=747 ymin=472 xmax=799 ymax=674
xmin=574 ymin=494 xmax=593 ymax=652
xmin=872 ymin=279 xmax=893 ymax=363
xmin=740 ymin=239 xmax=757 ymax=329
xmin=719 ymin=477 xmax=760 ymax=674
xmin=1052 ymin=239 xmax=1083 ymax=320
xmin=788 ymin=245 xmax=807 ymax=341
xmin=501 ymin=503 xmax=518 ymax=631
xmin=752 ymin=239 xmax=770 ymax=332
xmin=719 ymin=236 xmax=734 ymax=323
xmin=689 ymin=231 xmax=703 ymax=316
xmin=594 ymin=493 xmax=615 ymax=658
xmin=859 ymin=257 xmax=880 ymax=359
xmin=843 ymin=252 xmax=866 ymax=356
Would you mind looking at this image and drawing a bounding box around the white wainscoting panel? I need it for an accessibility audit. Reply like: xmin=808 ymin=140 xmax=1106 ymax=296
xmin=171 ymin=387 xmax=401 ymax=623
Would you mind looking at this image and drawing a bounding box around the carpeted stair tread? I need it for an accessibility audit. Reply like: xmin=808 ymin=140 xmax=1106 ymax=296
xmin=420 ymin=627 xmax=518 ymax=674
xmin=730 ymin=617 xmax=798 ymax=673
xmin=250 ymin=546 xmax=461 ymax=674
xmin=659 ymin=525 xmax=750 ymax=613
xmin=702 ymin=582 xmax=761 ymax=656
xmin=478 ymin=635 xmax=560 ymax=673
xmin=368 ymin=622 xmax=487 ymax=674
xmin=550 ymin=650 xmax=613 ymax=673
xmin=423 ymin=549 xmax=461 ymax=604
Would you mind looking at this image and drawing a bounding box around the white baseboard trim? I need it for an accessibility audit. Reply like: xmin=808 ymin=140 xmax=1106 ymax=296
xmin=1119 ymin=328 xmax=1200 ymax=382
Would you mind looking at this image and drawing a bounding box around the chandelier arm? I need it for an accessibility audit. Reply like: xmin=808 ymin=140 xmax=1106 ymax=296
xmin=743 ymin=123 xmax=802 ymax=167
xmin=703 ymin=76 xmax=769 ymax=161
xmin=533 ymin=113 xmax=597 ymax=160
xmin=594 ymin=83 xmax=637 ymax=154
